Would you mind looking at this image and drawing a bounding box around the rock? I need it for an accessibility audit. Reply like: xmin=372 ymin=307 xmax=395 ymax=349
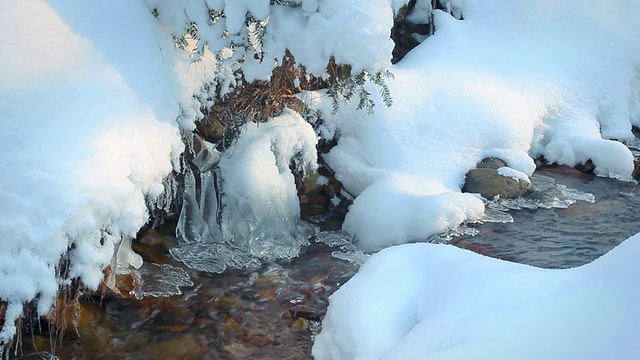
xmin=254 ymin=274 xmax=280 ymax=284
xmin=0 ymin=302 xmax=5 ymax=326
xmin=211 ymin=294 xmax=242 ymax=313
xmin=223 ymin=343 xmax=253 ymax=358
xmin=288 ymin=300 xmax=327 ymax=321
xmin=301 ymin=171 xmax=323 ymax=194
xmin=633 ymin=158 xmax=640 ymax=179
xmin=193 ymin=317 xmax=215 ymax=329
xmin=463 ymin=168 xmax=533 ymax=200
xmin=43 ymin=300 xmax=101 ymax=338
xmin=574 ymin=160 xmax=596 ymax=174
xmin=131 ymin=242 xmax=167 ymax=264
xmin=255 ymin=290 xmax=276 ymax=302
xmin=148 ymin=301 xmax=195 ymax=328
xmin=148 ymin=334 xmax=206 ymax=359
xmin=290 ymin=318 xmax=310 ymax=332
xmin=476 ymin=157 xmax=507 ymax=169
xmin=220 ymin=314 xmax=245 ymax=335
xmin=244 ymin=329 xmax=273 ymax=346
xmin=300 ymin=195 xmax=330 ymax=217
xmin=138 ymin=228 xmax=165 ymax=247
xmin=196 ymin=118 xmax=225 ymax=142
xmin=543 ymin=165 xmax=595 ymax=181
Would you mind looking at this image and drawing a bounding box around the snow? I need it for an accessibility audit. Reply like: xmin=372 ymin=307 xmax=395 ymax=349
xmin=148 ymin=0 xmax=403 ymax=83
xmin=321 ymin=0 xmax=640 ymax=251
xmin=497 ymin=166 xmax=531 ymax=184
xmin=0 ymin=0 xmax=204 ymax=346
xmin=313 ymin=233 xmax=640 ymax=360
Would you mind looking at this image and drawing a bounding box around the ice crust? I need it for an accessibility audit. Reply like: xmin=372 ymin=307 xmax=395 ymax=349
xmin=129 ymin=263 xmax=194 ymax=299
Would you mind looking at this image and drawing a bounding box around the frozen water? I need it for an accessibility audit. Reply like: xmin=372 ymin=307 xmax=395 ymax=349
xmin=129 ymin=263 xmax=194 ymax=299
xmin=490 ymin=174 xmax=596 ymax=211
xmin=477 ymin=208 xmax=514 ymax=224
xmin=316 ymin=231 xmax=370 ymax=265
xmin=426 ymin=226 xmax=480 ymax=244
xmin=171 ymin=111 xmax=319 ymax=273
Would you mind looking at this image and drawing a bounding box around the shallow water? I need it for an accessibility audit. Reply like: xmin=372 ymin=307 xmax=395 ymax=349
xmin=16 ymin=167 xmax=639 ymax=359
xmin=451 ymin=166 xmax=640 ymax=269
xmin=17 ymin=225 xmax=358 ymax=359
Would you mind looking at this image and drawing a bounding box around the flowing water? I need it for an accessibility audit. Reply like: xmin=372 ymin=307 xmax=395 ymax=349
xmin=16 ymin=166 xmax=640 ymax=359
xmin=451 ymin=166 xmax=639 ymax=269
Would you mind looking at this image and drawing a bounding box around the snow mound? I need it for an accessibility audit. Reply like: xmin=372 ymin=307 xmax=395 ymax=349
xmin=313 ymin=233 xmax=640 ymax=360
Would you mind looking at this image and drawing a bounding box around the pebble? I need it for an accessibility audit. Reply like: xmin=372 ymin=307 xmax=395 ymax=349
xmin=290 ymin=318 xmax=310 ymax=332
xmin=223 ymin=343 xmax=253 ymax=358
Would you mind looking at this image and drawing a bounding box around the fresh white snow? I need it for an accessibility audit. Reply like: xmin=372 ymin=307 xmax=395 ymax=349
xmin=321 ymin=0 xmax=640 ymax=251
xmin=497 ymin=166 xmax=531 ymax=184
xmin=313 ymin=233 xmax=640 ymax=360
xmin=0 ymin=0 xmax=199 ymax=345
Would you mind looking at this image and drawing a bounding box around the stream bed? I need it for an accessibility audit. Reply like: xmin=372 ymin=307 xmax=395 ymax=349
xmin=16 ymin=166 xmax=639 ymax=359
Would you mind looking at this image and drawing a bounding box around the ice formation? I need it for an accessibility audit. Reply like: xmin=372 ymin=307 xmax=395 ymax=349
xmin=171 ymin=110 xmax=319 ymax=273
xmin=426 ymin=174 xmax=598 ymax=244
xmin=129 ymin=263 xmax=194 ymax=299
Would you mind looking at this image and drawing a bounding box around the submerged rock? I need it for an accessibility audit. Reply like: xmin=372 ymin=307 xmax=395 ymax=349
xmin=288 ymin=299 xmax=328 ymax=321
xmin=291 ymin=318 xmax=310 ymax=332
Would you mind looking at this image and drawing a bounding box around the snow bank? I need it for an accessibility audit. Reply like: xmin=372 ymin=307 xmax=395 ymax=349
xmin=0 ymin=0 xmax=201 ymax=345
xmin=313 ymin=233 xmax=640 ymax=359
xmin=323 ymin=0 xmax=640 ymax=250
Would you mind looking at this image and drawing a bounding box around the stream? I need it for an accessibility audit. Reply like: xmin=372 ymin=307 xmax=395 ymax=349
xmin=17 ymin=165 xmax=639 ymax=359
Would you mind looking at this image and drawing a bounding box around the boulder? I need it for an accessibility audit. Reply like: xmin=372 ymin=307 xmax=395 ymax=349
xmin=463 ymin=159 xmax=533 ymax=200
xmin=476 ymin=157 xmax=507 ymax=169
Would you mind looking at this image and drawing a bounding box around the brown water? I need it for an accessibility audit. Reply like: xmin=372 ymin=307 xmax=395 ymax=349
xmin=15 ymin=166 xmax=640 ymax=359
xmin=16 ymin=228 xmax=358 ymax=359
